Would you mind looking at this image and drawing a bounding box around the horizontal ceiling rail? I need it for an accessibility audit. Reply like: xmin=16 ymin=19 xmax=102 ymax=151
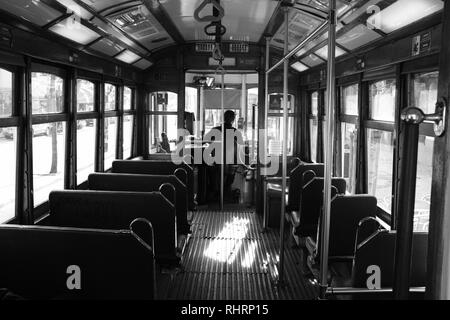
xmin=266 ymin=19 xmax=329 ymax=74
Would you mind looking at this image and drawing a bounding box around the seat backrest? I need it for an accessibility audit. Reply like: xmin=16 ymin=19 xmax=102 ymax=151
xmin=327 ymin=195 xmax=378 ymax=258
xmin=0 ymin=225 xmax=155 ymax=300
xmin=112 ymin=160 xmax=195 ymax=210
xmin=263 ymin=156 xmax=301 ymax=177
xmin=48 ymin=190 xmax=177 ymax=264
xmin=287 ymin=164 xmax=324 ymax=211
xmin=296 ymin=177 xmax=346 ymax=237
xmin=352 ymin=231 xmax=428 ymax=288
xmin=88 ymin=173 xmax=190 ymax=234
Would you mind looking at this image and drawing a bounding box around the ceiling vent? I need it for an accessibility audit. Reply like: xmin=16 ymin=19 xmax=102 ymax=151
xmin=108 ymin=6 xmax=159 ymax=40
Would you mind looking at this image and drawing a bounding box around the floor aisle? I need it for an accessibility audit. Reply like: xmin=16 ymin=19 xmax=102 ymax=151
xmin=165 ymin=209 xmax=319 ymax=300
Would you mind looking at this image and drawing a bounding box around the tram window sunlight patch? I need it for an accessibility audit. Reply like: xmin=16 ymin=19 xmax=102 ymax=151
xmin=204 ymin=217 xmax=250 ymax=264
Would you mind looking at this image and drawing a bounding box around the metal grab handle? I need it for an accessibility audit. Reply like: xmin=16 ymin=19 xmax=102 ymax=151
xmin=212 ymin=43 xmax=225 ymax=62
xmin=194 ymin=0 xmax=224 ymax=22
xmin=204 ymin=22 xmax=227 ymax=36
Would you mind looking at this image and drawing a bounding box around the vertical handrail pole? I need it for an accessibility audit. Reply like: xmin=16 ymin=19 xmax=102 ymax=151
xmin=221 ymin=70 xmax=225 ymax=211
xmin=278 ymin=5 xmax=289 ymax=284
xmin=319 ymin=0 xmax=336 ymax=299
xmin=263 ymin=36 xmax=270 ymax=229
xmin=393 ymin=108 xmax=422 ymax=299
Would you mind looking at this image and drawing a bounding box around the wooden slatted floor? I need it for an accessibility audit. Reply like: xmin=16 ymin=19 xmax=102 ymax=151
xmin=162 ymin=208 xmax=319 ymax=300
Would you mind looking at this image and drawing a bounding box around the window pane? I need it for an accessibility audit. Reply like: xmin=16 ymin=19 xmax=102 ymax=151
xmin=414 ymin=136 xmax=434 ymax=232
xmin=124 ymin=87 xmax=132 ymax=111
xmin=267 ymin=117 xmax=294 ymax=156
xmin=367 ymin=129 xmax=394 ymax=213
xmin=268 ymin=94 xmax=295 ymax=114
xmin=32 ymin=73 xmax=64 ymax=114
xmin=310 ymin=118 xmax=318 ymax=162
xmin=105 ymin=84 xmax=116 ymax=111
xmin=369 ymin=79 xmax=396 ymax=122
xmin=311 ymin=92 xmax=319 ymax=115
xmin=123 ymin=115 xmax=134 ymax=159
xmin=0 ymin=127 xmax=17 ymax=222
xmin=150 ymin=92 xmax=177 ymax=112
xmin=341 ymin=123 xmax=358 ymax=193
xmin=77 ymin=119 xmax=97 ymax=184
xmin=149 ymin=115 xmax=178 ymax=154
xmin=0 ymin=69 xmax=13 ymax=118
xmin=342 ymin=84 xmax=359 ymax=116
xmin=32 ymin=122 xmax=66 ymax=207
xmin=185 ymin=87 xmax=197 ymax=113
xmin=104 ymin=117 xmax=118 ymax=170
xmin=412 ymin=71 xmax=438 ymax=115
xmin=205 ymin=109 xmax=241 ymax=133
xmin=77 ymin=79 xmax=95 ymax=112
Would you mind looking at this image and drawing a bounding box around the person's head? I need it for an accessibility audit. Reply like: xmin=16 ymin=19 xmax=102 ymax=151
xmin=161 ymin=132 xmax=168 ymax=141
xmin=224 ymin=110 xmax=235 ymax=125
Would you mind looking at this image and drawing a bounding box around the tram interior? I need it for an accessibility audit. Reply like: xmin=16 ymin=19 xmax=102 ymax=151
xmin=0 ymin=0 xmax=449 ymax=301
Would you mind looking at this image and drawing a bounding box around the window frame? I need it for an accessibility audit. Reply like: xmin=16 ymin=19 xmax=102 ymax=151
xmin=0 ymin=64 xmax=20 ymax=224
xmin=308 ymin=90 xmax=320 ymax=163
xmin=402 ymin=70 xmax=439 ymax=232
xmin=75 ymin=78 xmax=99 ymax=187
xmin=147 ymin=91 xmax=179 ymax=155
xmin=338 ymin=82 xmax=360 ymax=194
xmin=122 ymin=85 xmax=136 ymax=160
xmin=267 ymin=93 xmax=296 ymax=157
xmin=30 ymin=64 xmax=69 ymax=220
xmin=363 ymin=77 xmax=398 ymax=223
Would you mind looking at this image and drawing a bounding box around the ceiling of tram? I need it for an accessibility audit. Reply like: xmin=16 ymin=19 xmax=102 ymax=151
xmin=159 ymin=0 xmax=278 ymax=42
xmin=0 ymin=0 xmax=445 ymax=72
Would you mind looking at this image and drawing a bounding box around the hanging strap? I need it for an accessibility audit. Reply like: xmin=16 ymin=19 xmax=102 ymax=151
xmin=194 ymin=0 xmax=225 ymax=22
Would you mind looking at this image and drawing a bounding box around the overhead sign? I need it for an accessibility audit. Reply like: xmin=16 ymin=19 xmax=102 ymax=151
xmin=412 ymin=31 xmax=432 ymax=56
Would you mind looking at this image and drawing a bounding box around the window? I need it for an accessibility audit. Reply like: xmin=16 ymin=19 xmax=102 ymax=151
xmin=342 ymin=84 xmax=359 ymax=116
xmin=151 ymin=92 xmax=177 ymax=112
xmin=77 ymin=80 xmax=95 ymax=112
xmin=340 ymin=84 xmax=359 ymax=193
xmin=367 ymin=129 xmax=394 ymax=213
xmin=267 ymin=116 xmax=294 ymax=156
xmin=0 ymin=127 xmax=17 ymax=223
xmin=104 ymin=117 xmax=118 ymax=170
xmin=412 ymin=71 xmax=438 ymax=115
xmin=105 ymin=84 xmax=116 ymax=111
xmin=310 ymin=119 xmax=318 ymax=162
xmin=148 ymin=92 xmax=178 ymax=154
xmin=185 ymin=87 xmax=198 ymax=137
xmin=266 ymin=94 xmax=295 ymax=156
xmin=369 ymin=79 xmax=396 ymax=122
xmin=410 ymin=71 xmax=438 ymax=232
xmin=414 ymin=136 xmax=434 ymax=232
xmin=124 ymin=87 xmax=132 ymax=111
xmin=149 ymin=114 xmax=178 ymax=153
xmin=0 ymin=68 xmax=13 ymax=118
xmin=309 ymin=91 xmax=319 ymax=162
xmin=32 ymin=122 xmax=66 ymax=207
xmin=205 ymin=109 xmax=241 ymax=133
xmin=31 ymin=73 xmax=64 ymax=114
xmin=123 ymin=115 xmax=134 ymax=159
xmin=77 ymin=119 xmax=97 ymax=185
xmin=311 ymin=92 xmax=319 ymax=116
xmin=341 ymin=123 xmax=358 ymax=193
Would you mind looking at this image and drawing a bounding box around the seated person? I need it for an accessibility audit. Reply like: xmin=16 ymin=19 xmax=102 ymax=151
xmin=157 ymin=132 xmax=171 ymax=153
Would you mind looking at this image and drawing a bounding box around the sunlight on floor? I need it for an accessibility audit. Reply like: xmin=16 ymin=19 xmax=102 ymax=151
xmin=204 ymin=217 xmax=249 ymax=264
